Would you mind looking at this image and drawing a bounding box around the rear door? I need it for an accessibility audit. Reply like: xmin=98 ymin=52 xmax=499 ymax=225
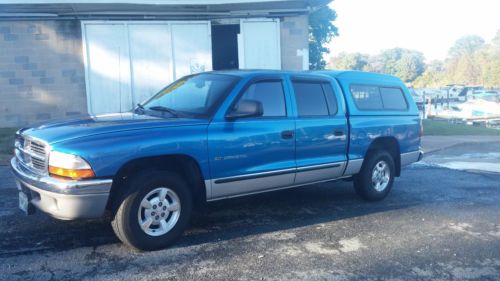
xmin=290 ymin=76 xmax=348 ymax=184
xmin=207 ymin=75 xmax=295 ymax=199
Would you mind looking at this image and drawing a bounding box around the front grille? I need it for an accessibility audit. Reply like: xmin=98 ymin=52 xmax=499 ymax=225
xmin=31 ymin=157 xmax=46 ymax=170
xmin=15 ymin=134 xmax=48 ymax=174
xmin=30 ymin=141 xmax=46 ymax=155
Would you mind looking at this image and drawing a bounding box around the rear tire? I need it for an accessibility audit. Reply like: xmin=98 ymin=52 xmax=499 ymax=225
xmin=353 ymin=150 xmax=395 ymax=201
xmin=111 ymin=170 xmax=192 ymax=251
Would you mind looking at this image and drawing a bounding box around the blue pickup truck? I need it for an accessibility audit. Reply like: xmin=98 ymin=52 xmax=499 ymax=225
xmin=11 ymin=70 xmax=422 ymax=250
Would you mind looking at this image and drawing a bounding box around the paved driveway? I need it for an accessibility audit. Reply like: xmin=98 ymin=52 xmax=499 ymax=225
xmin=0 ymin=143 xmax=499 ymax=281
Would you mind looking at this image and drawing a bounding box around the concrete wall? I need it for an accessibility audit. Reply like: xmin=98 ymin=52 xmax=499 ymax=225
xmin=0 ymin=20 xmax=87 ymax=127
xmin=280 ymin=15 xmax=309 ymax=71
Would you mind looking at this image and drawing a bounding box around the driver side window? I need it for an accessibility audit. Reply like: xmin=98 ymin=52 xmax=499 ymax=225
xmin=235 ymin=81 xmax=286 ymax=117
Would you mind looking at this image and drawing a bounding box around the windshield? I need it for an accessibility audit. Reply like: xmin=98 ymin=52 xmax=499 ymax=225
xmin=140 ymin=74 xmax=239 ymax=118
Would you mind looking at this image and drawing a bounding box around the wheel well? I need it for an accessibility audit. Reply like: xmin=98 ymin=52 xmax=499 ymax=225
xmin=106 ymin=155 xmax=206 ymax=213
xmin=365 ymin=137 xmax=401 ymax=176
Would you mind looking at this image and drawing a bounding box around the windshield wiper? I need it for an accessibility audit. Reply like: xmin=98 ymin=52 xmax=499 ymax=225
xmin=148 ymin=106 xmax=179 ymax=118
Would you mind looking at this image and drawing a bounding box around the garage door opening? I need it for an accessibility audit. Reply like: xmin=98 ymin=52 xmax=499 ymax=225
xmin=211 ymin=24 xmax=240 ymax=70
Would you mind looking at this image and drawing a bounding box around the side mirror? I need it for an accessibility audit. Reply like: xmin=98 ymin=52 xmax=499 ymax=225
xmin=226 ymin=99 xmax=263 ymax=120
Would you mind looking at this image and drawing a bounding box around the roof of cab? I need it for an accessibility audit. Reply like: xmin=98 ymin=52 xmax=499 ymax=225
xmin=208 ymin=69 xmax=305 ymax=77
xmin=314 ymin=70 xmax=403 ymax=84
xmin=209 ymin=69 xmax=403 ymax=84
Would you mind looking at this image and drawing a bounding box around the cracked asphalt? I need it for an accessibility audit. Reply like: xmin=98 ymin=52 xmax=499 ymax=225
xmin=0 ymin=143 xmax=499 ymax=281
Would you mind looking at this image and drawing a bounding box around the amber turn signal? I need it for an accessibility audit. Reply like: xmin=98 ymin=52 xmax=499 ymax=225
xmin=49 ymin=166 xmax=95 ymax=180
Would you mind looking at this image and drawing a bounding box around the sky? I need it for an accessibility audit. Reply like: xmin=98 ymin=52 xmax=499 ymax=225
xmin=327 ymin=0 xmax=500 ymax=62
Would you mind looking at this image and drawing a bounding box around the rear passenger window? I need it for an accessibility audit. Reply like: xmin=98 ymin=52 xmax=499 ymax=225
xmin=350 ymin=85 xmax=408 ymax=111
xmin=380 ymin=87 xmax=408 ymax=110
xmin=237 ymin=81 xmax=286 ymax=117
xmin=350 ymin=85 xmax=383 ymax=110
xmin=292 ymin=82 xmax=329 ymax=116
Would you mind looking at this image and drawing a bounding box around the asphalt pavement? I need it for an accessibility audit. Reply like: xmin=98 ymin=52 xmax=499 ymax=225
xmin=0 ymin=142 xmax=499 ymax=281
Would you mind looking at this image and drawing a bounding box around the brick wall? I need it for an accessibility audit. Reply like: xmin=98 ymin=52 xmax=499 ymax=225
xmin=280 ymin=15 xmax=309 ymax=71
xmin=0 ymin=20 xmax=87 ymax=127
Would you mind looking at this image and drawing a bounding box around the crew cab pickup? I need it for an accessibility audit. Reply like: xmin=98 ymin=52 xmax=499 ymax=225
xmin=11 ymin=70 xmax=423 ymax=250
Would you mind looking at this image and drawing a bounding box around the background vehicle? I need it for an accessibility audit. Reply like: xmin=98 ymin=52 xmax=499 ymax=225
xmin=11 ymin=70 xmax=422 ymax=251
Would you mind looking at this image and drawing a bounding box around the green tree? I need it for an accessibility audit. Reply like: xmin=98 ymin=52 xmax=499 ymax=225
xmin=309 ymin=5 xmax=338 ymax=70
xmin=374 ymin=48 xmax=426 ymax=82
xmin=328 ymin=52 xmax=368 ymax=70
xmin=445 ymin=35 xmax=485 ymax=85
xmin=448 ymin=35 xmax=485 ymax=58
xmin=325 ymin=32 xmax=500 ymax=87
xmin=413 ymin=60 xmax=446 ymax=88
xmin=396 ymin=51 xmax=426 ymax=82
xmin=475 ymin=31 xmax=500 ymax=87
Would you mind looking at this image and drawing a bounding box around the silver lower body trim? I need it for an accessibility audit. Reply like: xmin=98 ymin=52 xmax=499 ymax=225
xmin=207 ymin=161 xmax=347 ymax=201
xmin=295 ymin=161 xmax=346 ymax=185
xmin=210 ymin=172 xmax=295 ymax=200
xmin=401 ymin=150 xmax=423 ymax=166
xmin=207 ymin=175 xmax=351 ymax=202
xmin=343 ymin=158 xmax=364 ymax=176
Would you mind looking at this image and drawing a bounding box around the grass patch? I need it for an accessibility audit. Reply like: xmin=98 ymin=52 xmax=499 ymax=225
xmin=0 ymin=128 xmax=17 ymax=165
xmin=423 ymin=119 xmax=500 ymax=136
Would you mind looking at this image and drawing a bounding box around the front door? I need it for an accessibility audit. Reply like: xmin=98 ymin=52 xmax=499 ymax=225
xmin=290 ymin=77 xmax=348 ymax=184
xmin=207 ymin=77 xmax=295 ymax=199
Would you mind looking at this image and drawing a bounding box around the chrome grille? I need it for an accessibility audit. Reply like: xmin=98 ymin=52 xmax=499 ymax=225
xmin=30 ymin=141 xmax=46 ymax=155
xmin=15 ymin=134 xmax=48 ymax=174
xmin=31 ymin=157 xmax=46 ymax=170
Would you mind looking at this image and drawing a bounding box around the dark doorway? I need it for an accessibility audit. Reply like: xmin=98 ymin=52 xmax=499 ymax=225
xmin=211 ymin=24 xmax=240 ymax=70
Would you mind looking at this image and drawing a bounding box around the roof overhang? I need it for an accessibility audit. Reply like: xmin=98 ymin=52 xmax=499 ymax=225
xmin=0 ymin=0 xmax=331 ymax=20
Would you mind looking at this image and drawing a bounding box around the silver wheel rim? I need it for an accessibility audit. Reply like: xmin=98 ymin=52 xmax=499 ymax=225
xmin=137 ymin=187 xmax=181 ymax=237
xmin=372 ymin=160 xmax=390 ymax=192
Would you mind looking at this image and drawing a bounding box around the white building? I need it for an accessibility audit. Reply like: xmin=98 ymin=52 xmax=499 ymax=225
xmin=0 ymin=0 xmax=329 ymax=125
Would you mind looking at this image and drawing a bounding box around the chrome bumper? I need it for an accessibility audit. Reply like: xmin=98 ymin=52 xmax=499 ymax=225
xmin=10 ymin=157 xmax=112 ymax=220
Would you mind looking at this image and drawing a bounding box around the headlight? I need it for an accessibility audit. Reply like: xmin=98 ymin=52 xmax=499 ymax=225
xmin=48 ymin=151 xmax=95 ymax=179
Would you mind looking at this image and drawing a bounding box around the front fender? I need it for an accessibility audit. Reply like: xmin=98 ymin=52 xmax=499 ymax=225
xmin=50 ymin=125 xmax=210 ymax=179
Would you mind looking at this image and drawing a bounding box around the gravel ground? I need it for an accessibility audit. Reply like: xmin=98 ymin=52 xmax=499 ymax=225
xmin=0 ymin=143 xmax=499 ymax=281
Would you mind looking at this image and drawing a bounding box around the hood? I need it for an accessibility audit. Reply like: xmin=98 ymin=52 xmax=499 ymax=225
xmin=21 ymin=113 xmax=208 ymax=144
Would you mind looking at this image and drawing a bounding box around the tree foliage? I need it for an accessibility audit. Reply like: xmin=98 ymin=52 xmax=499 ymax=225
xmin=330 ymin=52 xmax=368 ymax=70
xmin=328 ymin=31 xmax=500 ymax=87
xmin=309 ymin=5 xmax=338 ymax=70
xmin=379 ymin=48 xmax=425 ymax=82
xmin=329 ymin=48 xmax=425 ymax=83
xmin=448 ymin=35 xmax=485 ymax=58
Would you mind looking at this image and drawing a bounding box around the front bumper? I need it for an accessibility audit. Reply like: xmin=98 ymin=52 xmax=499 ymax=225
xmin=10 ymin=157 xmax=112 ymax=220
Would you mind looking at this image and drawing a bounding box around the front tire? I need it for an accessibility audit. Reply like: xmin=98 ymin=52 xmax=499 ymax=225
xmin=111 ymin=170 xmax=193 ymax=251
xmin=353 ymin=150 xmax=395 ymax=201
